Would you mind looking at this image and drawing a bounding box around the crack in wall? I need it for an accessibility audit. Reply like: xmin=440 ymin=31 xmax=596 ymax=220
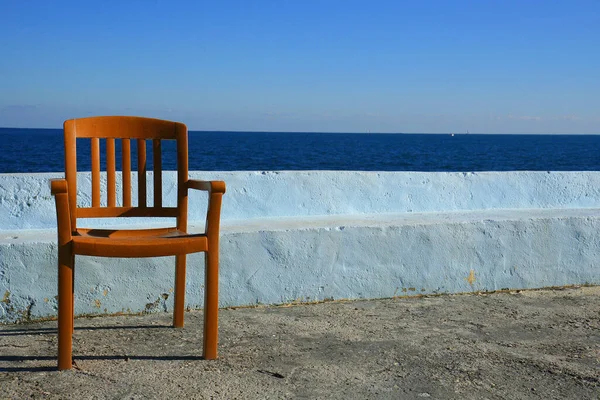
xmin=144 ymin=293 xmax=170 ymax=313
xmin=0 ymin=291 xmax=37 ymax=324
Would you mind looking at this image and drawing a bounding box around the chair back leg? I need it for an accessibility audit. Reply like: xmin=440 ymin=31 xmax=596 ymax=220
xmin=72 ymin=255 xmax=75 ymax=334
xmin=173 ymin=254 xmax=187 ymax=328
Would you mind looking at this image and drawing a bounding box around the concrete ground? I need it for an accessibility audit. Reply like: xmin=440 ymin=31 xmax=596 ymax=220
xmin=1 ymin=287 xmax=599 ymax=399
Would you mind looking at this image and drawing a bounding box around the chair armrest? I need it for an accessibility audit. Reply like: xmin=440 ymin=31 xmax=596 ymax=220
xmin=187 ymin=179 xmax=226 ymax=194
xmin=187 ymin=180 xmax=225 ymax=237
xmin=50 ymin=179 xmax=72 ymax=242
xmin=51 ymin=179 xmax=68 ymax=195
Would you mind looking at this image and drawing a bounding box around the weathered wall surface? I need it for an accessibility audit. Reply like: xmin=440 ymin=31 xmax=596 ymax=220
xmin=1 ymin=172 xmax=599 ymax=323
xmin=3 ymin=171 xmax=600 ymax=229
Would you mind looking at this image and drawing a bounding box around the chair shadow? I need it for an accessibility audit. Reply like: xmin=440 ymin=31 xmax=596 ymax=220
xmin=0 ymin=354 xmax=205 ymax=372
xmin=0 ymin=366 xmax=58 ymax=372
xmin=0 ymin=324 xmax=203 ymax=372
xmin=0 ymin=327 xmax=57 ymax=336
xmin=0 ymin=325 xmax=171 ymax=337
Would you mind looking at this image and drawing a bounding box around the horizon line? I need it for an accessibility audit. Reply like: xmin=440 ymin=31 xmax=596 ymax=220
xmin=0 ymin=126 xmax=598 ymax=135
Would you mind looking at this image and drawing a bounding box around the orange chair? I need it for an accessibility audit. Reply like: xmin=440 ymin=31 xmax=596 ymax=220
xmin=50 ymin=116 xmax=225 ymax=370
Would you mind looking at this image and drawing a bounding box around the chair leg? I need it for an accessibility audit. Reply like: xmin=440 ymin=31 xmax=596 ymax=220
xmin=203 ymin=250 xmax=219 ymax=360
xmin=58 ymin=249 xmax=74 ymax=370
xmin=72 ymin=254 xmax=75 ymax=334
xmin=173 ymin=254 xmax=186 ymax=328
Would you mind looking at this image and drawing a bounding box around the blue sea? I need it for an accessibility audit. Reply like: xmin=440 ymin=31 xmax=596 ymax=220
xmin=1 ymin=128 xmax=600 ymax=173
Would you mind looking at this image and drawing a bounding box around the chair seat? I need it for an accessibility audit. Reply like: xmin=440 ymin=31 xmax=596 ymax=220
xmin=72 ymin=227 xmax=208 ymax=257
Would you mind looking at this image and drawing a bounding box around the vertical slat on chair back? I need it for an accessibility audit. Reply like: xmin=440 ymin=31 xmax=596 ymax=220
xmin=122 ymin=139 xmax=132 ymax=207
xmin=137 ymin=138 xmax=147 ymax=207
xmin=91 ymin=137 xmax=101 ymax=207
xmin=153 ymin=139 xmax=162 ymax=208
xmin=63 ymin=117 xmax=187 ymax=228
xmin=106 ymin=138 xmax=116 ymax=207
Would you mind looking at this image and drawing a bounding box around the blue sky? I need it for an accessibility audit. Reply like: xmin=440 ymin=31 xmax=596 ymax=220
xmin=1 ymin=1 xmax=598 ymax=133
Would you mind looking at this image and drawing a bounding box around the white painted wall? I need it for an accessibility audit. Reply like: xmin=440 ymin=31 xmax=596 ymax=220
xmin=1 ymin=171 xmax=599 ymax=323
xmin=2 ymin=171 xmax=600 ymax=230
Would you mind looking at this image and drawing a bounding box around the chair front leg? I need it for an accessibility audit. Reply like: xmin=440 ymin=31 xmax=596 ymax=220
xmin=203 ymin=249 xmax=219 ymax=360
xmin=186 ymin=181 xmax=224 ymax=360
xmin=51 ymin=179 xmax=74 ymax=369
xmin=58 ymin=247 xmax=74 ymax=370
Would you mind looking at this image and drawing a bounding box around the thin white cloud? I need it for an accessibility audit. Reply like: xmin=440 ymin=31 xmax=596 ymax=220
xmin=491 ymin=114 xmax=584 ymax=123
xmin=506 ymin=114 xmax=543 ymax=121
xmin=549 ymin=115 xmax=581 ymax=121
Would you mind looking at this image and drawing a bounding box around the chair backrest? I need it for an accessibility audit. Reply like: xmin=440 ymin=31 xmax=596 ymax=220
xmin=63 ymin=116 xmax=189 ymax=231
